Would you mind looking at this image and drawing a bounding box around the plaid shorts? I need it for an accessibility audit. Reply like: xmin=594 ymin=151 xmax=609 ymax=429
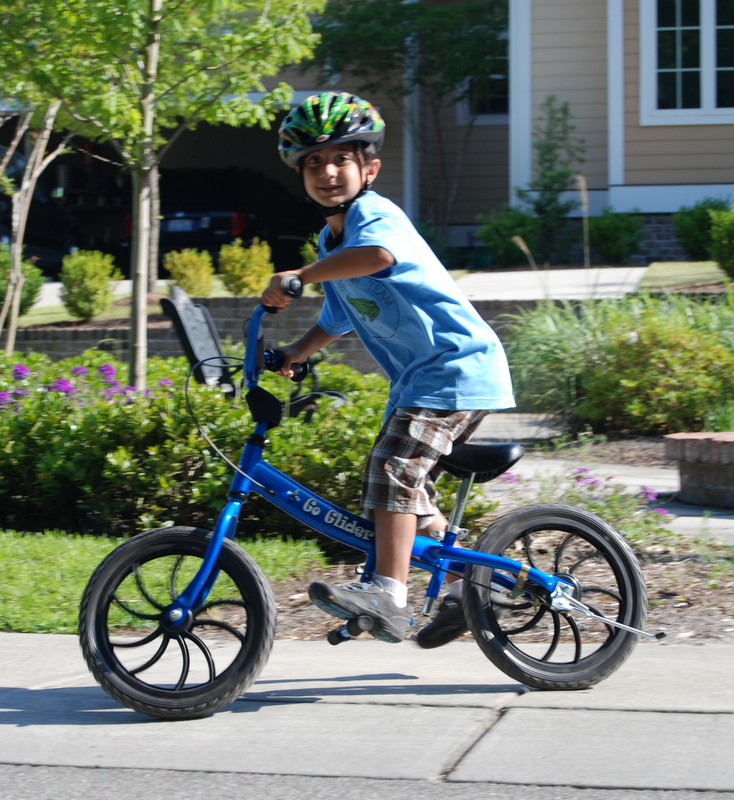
xmin=361 ymin=407 xmax=489 ymax=526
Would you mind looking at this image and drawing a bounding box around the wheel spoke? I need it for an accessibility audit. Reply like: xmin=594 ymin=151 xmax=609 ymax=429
xmin=194 ymin=617 xmax=249 ymax=645
xmin=563 ymin=613 xmax=583 ymax=662
xmin=539 ymin=611 xmax=561 ymax=661
xmin=182 ymin=630 xmax=216 ymax=683
xmin=111 ymin=626 xmax=163 ymax=649
xmin=173 ymin=635 xmax=191 ymax=691
xmin=133 ymin=565 xmax=167 ymax=611
xmin=169 ymin=555 xmax=186 ymax=601
xmin=129 ymin=634 xmax=171 ymax=675
xmin=112 ymin=595 xmax=161 ymax=621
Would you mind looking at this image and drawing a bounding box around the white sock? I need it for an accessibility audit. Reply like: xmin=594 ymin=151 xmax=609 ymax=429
xmin=373 ymin=573 xmax=408 ymax=608
xmin=445 ymin=579 xmax=463 ymax=600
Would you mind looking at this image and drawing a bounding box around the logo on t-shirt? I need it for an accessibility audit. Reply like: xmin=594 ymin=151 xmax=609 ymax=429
xmin=347 ymin=296 xmax=380 ymax=322
xmin=341 ymin=278 xmax=399 ymax=338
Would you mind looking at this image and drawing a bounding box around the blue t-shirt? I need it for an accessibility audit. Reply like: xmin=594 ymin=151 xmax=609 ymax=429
xmin=316 ymin=192 xmax=515 ymax=417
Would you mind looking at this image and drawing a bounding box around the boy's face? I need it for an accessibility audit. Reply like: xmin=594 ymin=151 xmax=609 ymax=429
xmin=298 ymin=143 xmax=381 ymax=209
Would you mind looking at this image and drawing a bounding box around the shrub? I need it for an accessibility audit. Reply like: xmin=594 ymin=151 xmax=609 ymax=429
xmin=299 ymin=238 xmax=317 ymax=266
xmin=0 ymin=352 xmax=497 ymax=535
xmin=217 ymin=237 xmax=273 ymax=296
xmin=576 ymin=316 xmax=734 ymax=434
xmin=476 ymin=206 xmax=539 ymax=267
xmin=588 ymin=208 xmax=644 ymax=264
xmin=673 ymin=197 xmax=730 ymax=261
xmin=164 ymin=248 xmax=214 ymax=296
xmin=59 ymin=250 xmax=121 ymax=322
xmin=504 ymin=293 xmax=734 ymax=435
xmin=0 ymin=245 xmax=45 ymax=317
xmin=710 ymin=207 xmax=734 ymax=280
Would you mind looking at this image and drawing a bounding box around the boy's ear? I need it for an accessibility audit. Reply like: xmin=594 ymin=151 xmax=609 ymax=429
xmin=366 ymin=158 xmax=382 ymax=182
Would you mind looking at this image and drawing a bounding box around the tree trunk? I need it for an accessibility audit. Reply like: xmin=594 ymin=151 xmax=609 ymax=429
xmin=1 ymin=102 xmax=61 ymax=353
xmin=128 ymin=0 xmax=162 ymax=389
xmin=147 ymin=163 xmax=160 ymax=293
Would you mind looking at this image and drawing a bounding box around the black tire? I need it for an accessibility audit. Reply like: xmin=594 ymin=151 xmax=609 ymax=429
xmin=79 ymin=526 xmax=276 ymax=719
xmin=463 ymin=503 xmax=647 ymax=691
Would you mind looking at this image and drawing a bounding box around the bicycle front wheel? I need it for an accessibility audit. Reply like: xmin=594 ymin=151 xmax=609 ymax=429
xmin=464 ymin=503 xmax=647 ymax=691
xmin=79 ymin=526 xmax=276 ymax=719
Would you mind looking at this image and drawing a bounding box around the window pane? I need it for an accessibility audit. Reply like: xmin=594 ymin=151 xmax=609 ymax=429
xmin=658 ymin=72 xmax=678 ymax=108
xmin=718 ymin=71 xmax=734 ymax=107
xmin=718 ymin=1 xmax=734 ymax=27
xmin=680 ymin=0 xmax=700 ymax=27
xmin=681 ymin=69 xmax=701 ymax=106
xmin=681 ymin=29 xmax=700 ymax=68
xmin=658 ymin=0 xmax=677 ymax=27
xmin=718 ymin=28 xmax=734 ymax=68
xmin=658 ymin=30 xmax=678 ymax=68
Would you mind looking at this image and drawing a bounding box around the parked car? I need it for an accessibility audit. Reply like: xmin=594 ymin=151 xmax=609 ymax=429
xmin=156 ymin=167 xmax=320 ymax=273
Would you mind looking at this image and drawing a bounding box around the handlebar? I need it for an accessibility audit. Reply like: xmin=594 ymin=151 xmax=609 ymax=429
xmin=244 ymin=275 xmax=306 ymax=389
xmin=263 ymin=349 xmax=310 ymax=383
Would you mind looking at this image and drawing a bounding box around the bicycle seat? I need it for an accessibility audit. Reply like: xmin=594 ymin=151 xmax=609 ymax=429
xmin=437 ymin=442 xmax=523 ymax=483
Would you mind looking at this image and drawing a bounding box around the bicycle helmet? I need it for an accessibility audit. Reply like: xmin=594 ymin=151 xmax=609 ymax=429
xmin=278 ymin=92 xmax=385 ymax=168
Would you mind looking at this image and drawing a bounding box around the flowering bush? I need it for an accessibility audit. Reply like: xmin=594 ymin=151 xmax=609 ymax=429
xmin=0 ymin=351 xmax=493 ymax=537
xmin=504 ymin=464 xmax=680 ymax=554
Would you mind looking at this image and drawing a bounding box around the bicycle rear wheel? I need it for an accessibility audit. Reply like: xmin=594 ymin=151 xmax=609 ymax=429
xmin=79 ymin=526 xmax=276 ymax=719
xmin=464 ymin=503 xmax=646 ymax=691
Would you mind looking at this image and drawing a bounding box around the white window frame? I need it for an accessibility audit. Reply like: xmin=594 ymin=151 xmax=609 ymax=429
xmin=640 ymin=0 xmax=734 ymax=125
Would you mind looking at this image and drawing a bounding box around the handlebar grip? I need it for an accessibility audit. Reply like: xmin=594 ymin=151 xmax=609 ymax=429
xmin=280 ymin=274 xmax=303 ymax=298
xmin=261 ymin=274 xmax=303 ymax=314
xmin=263 ymin=349 xmax=310 ymax=383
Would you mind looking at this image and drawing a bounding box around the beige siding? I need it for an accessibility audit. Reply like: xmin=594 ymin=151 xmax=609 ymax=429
xmin=531 ymin=0 xmax=608 ymax=190
xmin=430 ymin=116 xmax=510 ymax=223
xmin=623 ymin=0 xmax=734 ymax=186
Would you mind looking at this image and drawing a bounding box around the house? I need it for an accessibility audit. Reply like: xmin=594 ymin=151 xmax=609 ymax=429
xmin=41 ymin=0 xmax=734 ymax=267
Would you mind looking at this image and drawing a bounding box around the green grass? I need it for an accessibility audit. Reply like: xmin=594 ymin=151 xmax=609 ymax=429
xmin=639 ymin=261 xmax=728 ymax=290
xmin=0 ymin=530 xmax=327 ymax=634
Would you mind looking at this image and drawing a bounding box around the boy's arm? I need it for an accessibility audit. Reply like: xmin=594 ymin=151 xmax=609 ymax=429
xmin=261 ymin=246 xmax=394 ymax=312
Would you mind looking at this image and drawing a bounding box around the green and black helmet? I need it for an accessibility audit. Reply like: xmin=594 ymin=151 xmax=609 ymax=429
xmin=278 ymin=92 xmax=385 ymax=168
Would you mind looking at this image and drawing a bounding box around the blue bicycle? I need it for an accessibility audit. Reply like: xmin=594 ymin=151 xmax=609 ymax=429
xmin=79 ymin=278 xmax=661 ymax=720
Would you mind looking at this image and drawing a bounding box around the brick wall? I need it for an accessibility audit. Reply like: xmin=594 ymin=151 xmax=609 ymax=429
xmin=664 ymin=433 xmax=734 ymax=509
xmin=8 ymin=296 xmax=540 ymax=371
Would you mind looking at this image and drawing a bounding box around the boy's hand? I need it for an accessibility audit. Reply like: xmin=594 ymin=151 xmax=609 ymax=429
xmin=272 ymin=344 xmax=306 ymax=379
xmin=261 ymin=272 xmax=300 ymax=312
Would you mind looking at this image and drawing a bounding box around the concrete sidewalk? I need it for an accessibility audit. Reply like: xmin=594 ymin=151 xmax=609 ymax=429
xmin=1 ymin=632 xmax=733 ymax=791
xmin=456 ymin=266 xmax=648 ymax=301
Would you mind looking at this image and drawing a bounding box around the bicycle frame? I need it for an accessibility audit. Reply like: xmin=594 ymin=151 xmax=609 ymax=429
xmin=165 ymin=305 xmax=564 ymax=627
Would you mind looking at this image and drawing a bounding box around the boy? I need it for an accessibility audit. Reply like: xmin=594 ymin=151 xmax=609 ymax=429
xmin=262 ymin=92 xmax=515 ymax=646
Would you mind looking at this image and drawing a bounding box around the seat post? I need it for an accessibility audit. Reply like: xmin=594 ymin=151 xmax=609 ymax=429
xmin=445 ymin=474 xmax=475 ymax=538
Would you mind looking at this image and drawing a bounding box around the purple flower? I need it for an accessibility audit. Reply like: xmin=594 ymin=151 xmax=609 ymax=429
xmin=500 ymin=471 xmax=518 ymax=484
xmin=71 ymin=365 xmax=89 ymax=378
xmin=49 ymin=378 xmax=75 ymax=395
xmin=640 ymin=486 xmax=658 ymax=503
xmin=573 ymin=467 xmax=590 ymax=475
xmin=12 ymin=364 xmax=30 ymax=381
xmin=98 ymin=364 xmax=116 ymax=382
xmin=11 ymin=387 xmax=28 ymax=399
xmin=159 ymin=379 xmax=174 ymax=388
xmin=653 ymin=507 xmax=671 ymax=520
xmin=0 ymin=390 xmax=10 ymax=405
xmin=122 ymin=385 xmax=137 ymax=394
